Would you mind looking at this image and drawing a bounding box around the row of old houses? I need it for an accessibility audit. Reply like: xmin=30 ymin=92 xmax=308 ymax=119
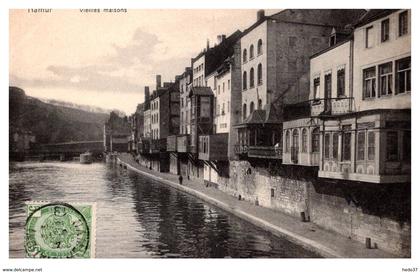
xmin=117 ymin=9 xmax=411 ymax=257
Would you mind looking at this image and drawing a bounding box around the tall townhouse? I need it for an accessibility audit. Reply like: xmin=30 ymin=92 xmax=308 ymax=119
xmin=137 ymin=86 xmax=152 ymax=166
xmin=167 ymin=68 xmax=192 ymax=176
xmin=179 ymin=68 xmax=192 ymax=135
xmin=139 ymin=76 xmax=180 ymax=172
xmin=172 ymin=31 xmax=242 ymax=181
xmin=199 ymin=36 xmax=242 ymax=187
xmin=282 ymin=9 xmax=410 ymax=257
xmin=128 ymin=103 xmax=144 ymax=153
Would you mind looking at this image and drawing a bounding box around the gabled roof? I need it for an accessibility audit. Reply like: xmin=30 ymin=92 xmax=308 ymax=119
xmin=188 ymin=87 xmax=213 ymax=97
xmin=236 ymin=103 xmax=282 ymax=127
xmin=355 ymin=9 xmax=398 ymax=28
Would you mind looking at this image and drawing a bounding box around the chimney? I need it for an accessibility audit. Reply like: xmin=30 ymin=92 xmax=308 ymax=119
xmin=257 ymin=10 xmax=265 ymax=21
xmin=144 ymin=86 xmax=150 ymax=102
xmin=156 ymin=75 xmax=162 ymax=90
xmin=217 ymin=34 xmax=226 ymax=45
xmin=206 ymin=39 xmax=210 ymax=51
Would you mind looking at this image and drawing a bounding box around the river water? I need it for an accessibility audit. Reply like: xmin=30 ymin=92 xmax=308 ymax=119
xmin=9 ymin=161 xmax=321 ymax=258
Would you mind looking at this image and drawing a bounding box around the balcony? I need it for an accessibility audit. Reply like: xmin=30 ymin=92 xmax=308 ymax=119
xmin=198 ymin=133 xmax=228 ymax=161
xmin=248 ymin=146 xmax=282 ymax=159
xmin=176 ymin=135 xmax=190 ymax=153
xmin=167 ymin=135 xmax=177 ymax=152
xmin=138 ymin=138 xmax=151 ymax=154
xmin=311 ymin=97 xmax=354 ymax=116
xmin=150 ymin=138 xmax=167 ymax=154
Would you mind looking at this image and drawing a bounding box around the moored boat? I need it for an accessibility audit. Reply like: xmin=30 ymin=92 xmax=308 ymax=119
xmin=80 ymin=151 xmax=93 ymax=164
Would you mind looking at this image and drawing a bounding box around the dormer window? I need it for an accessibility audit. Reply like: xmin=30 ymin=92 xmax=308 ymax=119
xmin=365 ymin=26 xmax=374 ymax=48
xmin=329 ymin=34 xmax=336 ymax=46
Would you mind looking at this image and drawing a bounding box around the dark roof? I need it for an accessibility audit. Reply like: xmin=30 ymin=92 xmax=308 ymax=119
xmin=241 ymin=9 xmax=367 ymax=39
xmin=236 ymin=103 xmax=282 ymax=127
xmin=310 ymin=38 xmax=352 ymax=59
xmin=150 ymin=88 xmax=167 ymax=100
xmin=355 ymin=9 xmax=398 ymax=28
xmin=188 ymin=87 xmax=213 ymax=97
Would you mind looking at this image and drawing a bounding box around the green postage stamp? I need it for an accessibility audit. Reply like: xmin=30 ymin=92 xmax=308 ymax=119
xmin=25 ymin=202 xmax=96 ymax=258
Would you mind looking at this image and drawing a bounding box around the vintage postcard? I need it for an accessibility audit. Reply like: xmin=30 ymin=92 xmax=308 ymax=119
xmin=6 ymin=6 xmax=414 ymax=272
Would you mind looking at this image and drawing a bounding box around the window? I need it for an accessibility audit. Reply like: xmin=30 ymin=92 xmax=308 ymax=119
xmin=357 ymin=131 xmax=365 ymax=160
xmin=324 ymin=133 xmax=330 ymax=159
xmin=223 ymin=82 xmax=225 ymax=93
xmin=250 ymin=102 xmax=255 ymax=114
xmin=302 ymin=128 xmax=308 ymax=153
xmin=242 ymin=71 xmax=247 ymax=90
xmin=381 ymin=19 xmax=390 ymax=42
xmin=250 ymin=44 xmax=254 ymax=59
xmin=292 ymin=130 xmax=299 ymax=161
xmin=332 ymin=133 xmax=339 ymax=159
xmin=396 ymin=57 xmax=411 ymax=94
xmin=227 ymin=101 xmax=230 ymax=113
xmin=342 ymin=126 xmax=351 ymax=161
xmin=403 ymin=131 xmax=411 ymax=162
xmin=242 ymin=104 xmax=247 ymax=120
xmin=312 ymin=128 xmax=320 ymax=153
xmin=363 ymin=67 xmax=376 ymax=98
xmin=324 ymin=73 xmax=332 ymax=112
xmin=285 ymin=130 xmax=290 ymax=153
xmin=365 ymin=26 xmax=374 ymax=48
xmin=386 ymin=131 xmax=398 ymax=161
xmin=258 ymin=99 xmax=262 ymax=110
xmin=217 ymin=104 xmax=220 ymax=116
xmin=243 ymin=49 xmax=247 ymax=62
xmin=257 ymin=39 xmax=263 ymax=55
xmin=379 ymin=62 xmax=393 ymax=96
xmin=329 ymin=35 xmax=336 ymax=46
xmin=250 ymin=68 xmax=255 ymax=88
xmin=313 ymin=77 xmax=320 ymax=99
xmin=337 ymin=68 xmax=345 ymax=97
xmin=218 ymin=85 xmax=220 ymax=95
xmin=399 ymin=11 xmax=408 ymax=36
xmin=368 ymin=131 xmax=375 ymax=160
xmin=257 ymin=63 xmax=263 ymax=85
xmin=228 ymin=80 xmax=230 ymax=90
xmin=222 ymin=103 xmax=225 ymax=115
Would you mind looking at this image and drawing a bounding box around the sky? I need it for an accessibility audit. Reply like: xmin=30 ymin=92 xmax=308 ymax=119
xmin=10 ymin=9 xmax=280 ymax=114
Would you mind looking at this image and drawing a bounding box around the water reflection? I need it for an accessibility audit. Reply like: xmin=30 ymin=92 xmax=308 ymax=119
xmin=9 ymin=162 xmax=320 ymax=258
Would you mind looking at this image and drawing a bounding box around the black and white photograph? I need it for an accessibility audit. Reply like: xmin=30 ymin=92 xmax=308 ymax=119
xmin=2 ymin=3 xmax=417 ymax=272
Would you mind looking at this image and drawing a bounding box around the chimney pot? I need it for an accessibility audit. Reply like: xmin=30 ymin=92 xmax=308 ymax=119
xmin=156 ymin=75 xmax=162 ymax=90
xmin=257 ymin=10 xmax=265 ymax=21
xmin=144 ymin=86 xmax=150 ymax=102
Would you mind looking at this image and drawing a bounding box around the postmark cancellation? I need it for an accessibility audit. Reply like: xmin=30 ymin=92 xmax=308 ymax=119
xmin=25 ymin=201 xmax=96 ymax=258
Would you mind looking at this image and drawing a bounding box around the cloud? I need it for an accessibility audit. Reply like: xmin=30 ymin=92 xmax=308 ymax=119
xmin=10 ymin=27 xmax=192 ymax=101
xmin=104 ymin=28 xmax=161 ymax=67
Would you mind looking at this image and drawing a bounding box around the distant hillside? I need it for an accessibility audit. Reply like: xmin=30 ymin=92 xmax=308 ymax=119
xmin=39 ymin=98 xmax=126 ymax=116
xmin=10 ymin=86 xmax=109 ymax=144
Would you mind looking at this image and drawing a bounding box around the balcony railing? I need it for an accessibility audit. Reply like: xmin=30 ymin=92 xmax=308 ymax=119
xmin=138 ymin=138 xmax=151 ymax=154
xmin=310 ymin=97 xmax=354 ymax=116
xmin=198 ymin=133 xmax=228 ymax=161
xmin=234 ymin=144 xmax=249 ymax=154
xmin=248 ymin=146 xmax=282 ymax=159
xmin=150 ymin=138 xmax=167 ymax=154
